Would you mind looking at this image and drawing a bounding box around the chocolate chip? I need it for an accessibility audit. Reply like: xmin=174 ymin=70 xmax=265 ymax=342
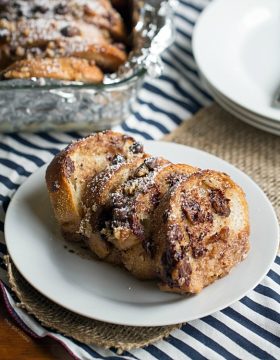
xmin=192 ymin=247 xmax=207 ymax=258
xmin=28 ymin=47 xmax=42 ymax=56
xmin=166 ymin=173 xmax=185 ymax=187
xmin=129 ymin=214 xmax=145 ymax=240
xmin=161 ymin=234 xmax=187 ymax=286
xmin=151 ymin=190 xmax=161 ymax=206
xmin=181 ymin=197 xmax=205 ymax=224
xmin=0 ymin=12 xmax=9 ymax=20
xmin=0 ymin=0 xmax=8 ymax=5
xmin=17 ymin=8 xmax=23 ymax=17
xmin=113 ymin=207 xmax=129 ymax=222
xmin=64 ymin=157 xmax=75 ymax=178
xmin=209 ymin=189 xmax=231 ymax=217
xmin=111 ymin=154 xmax=125 ymax=165
xmin=32 ymin=5 xmax=48 ymax=14
xmin=144 ymin=157 xmax=159 ymax=170
xmin=61 ymin=25 xmax=81 ymax=37
xmin=129 ymin=142 xmax=143 ymax=154
xmin=54 ymin=4 xmax=69 ymax=15
xmin=0 ymin=0 xmax=8 ymax=10
xmin=111 ymin=193 xmax=124 ymax=208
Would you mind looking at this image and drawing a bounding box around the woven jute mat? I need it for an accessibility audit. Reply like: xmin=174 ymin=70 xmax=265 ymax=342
xmin=6 ymin=103 xmax=279 ymax=352
xmin=5 ymin=257 xmax=181 ymax=353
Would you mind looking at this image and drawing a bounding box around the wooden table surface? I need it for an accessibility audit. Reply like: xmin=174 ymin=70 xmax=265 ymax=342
xmin=0 ymin=296 xmax=73 ymax=360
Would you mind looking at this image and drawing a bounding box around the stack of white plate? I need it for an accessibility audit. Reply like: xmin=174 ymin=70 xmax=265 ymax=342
xmin=192 ymin=0 xmax=280 ymax=136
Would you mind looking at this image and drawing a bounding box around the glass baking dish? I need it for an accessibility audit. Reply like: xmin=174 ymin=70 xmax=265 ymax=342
xmin=0 ymin=69 xmax=146 ymax=132
xmin=0 ymin=0 xmax=175 ymax=132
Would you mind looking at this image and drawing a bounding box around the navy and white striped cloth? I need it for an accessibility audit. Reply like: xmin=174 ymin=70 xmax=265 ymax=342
xmin=0 ymin=1 xmax=279 ymax=359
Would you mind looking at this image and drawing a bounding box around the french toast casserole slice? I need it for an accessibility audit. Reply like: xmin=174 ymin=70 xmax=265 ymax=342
xmin=152 ymin=170 xmax=250 ymax=293
xmin=45 ymin=131 xmax=145 ymax=241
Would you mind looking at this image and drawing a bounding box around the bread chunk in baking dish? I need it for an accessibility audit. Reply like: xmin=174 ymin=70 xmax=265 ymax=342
xmin=0 ymin=0 xmax=128 ymax=74
xmin=0 ymin=0 xmax=126 ymax=41
xmin=0 ymin=18 xmax=127 ymax=72
xmin=152 ymin=170 xmax=250 ymax=293
xmin=3 ymin=57 xmax=104 ymax=83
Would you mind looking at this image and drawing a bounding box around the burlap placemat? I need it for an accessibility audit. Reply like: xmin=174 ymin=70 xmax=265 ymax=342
xmin=5 ymin=103 xmax=279 ymax=352
xmin=5 ymin=257 xmax=181 ymax=353
xmin=164 ymin=104 xmax=280 ymax=221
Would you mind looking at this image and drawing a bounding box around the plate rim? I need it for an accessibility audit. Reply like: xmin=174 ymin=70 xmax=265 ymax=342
xmin=4 ymin=141 xmax=280 ymax=326
xmin=203 ymin=79 xmax=280 ymax=136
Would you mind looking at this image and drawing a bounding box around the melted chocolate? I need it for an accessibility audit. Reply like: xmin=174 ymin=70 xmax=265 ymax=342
xmin=209 ymin=189 xmax=231 ymax=217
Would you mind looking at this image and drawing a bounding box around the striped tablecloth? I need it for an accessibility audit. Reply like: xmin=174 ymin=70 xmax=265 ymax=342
xmin=0 ymin=1 xmax=279 ymax=359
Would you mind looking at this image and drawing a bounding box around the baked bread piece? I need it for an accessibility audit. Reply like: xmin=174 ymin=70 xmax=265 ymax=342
xmin=81 ymin=153 xmax=149 ymax=259
xmin=0 ymin=18 xmax=127 ymax=72
xmin=0 ymin=0 xmax=127 ymax=73
xmin=2 ymin=57 xmax=104 ymax=83
xmin=105 ymin=162 xmax=197 ymax=252
xmin=45 ymin=131 xmax=144 ymax=242
xmin=0 ymin=0 xmax=126 ymax=41
xmin=102 ymin=157 xmax=170 ymax=251
xmin=115 ymin=164 xmax=198 ymax=279
xmin=152 ymin=170 xmax=250 ymax=294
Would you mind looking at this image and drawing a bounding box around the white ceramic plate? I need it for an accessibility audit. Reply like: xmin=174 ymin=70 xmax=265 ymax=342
xmin=5 ymin=141 xmax=279 ymax=326
xmin=202 ymin=76 xmax=280 ymax=128
xmin=193 ymin=0 xmax=280 ymax=122
xmin=203 ymin=78 xmax=280 ymax=136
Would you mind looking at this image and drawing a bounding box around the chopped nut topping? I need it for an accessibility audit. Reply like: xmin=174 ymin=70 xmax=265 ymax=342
xmin=134 ymin=163 xmax=149 ymax=177
xmin=123 ymin=180 xmax=137 ymax=195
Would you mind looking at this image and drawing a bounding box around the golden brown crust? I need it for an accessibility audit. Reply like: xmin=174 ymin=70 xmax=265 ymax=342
xmin=0 ymin=0 xmax=127 ymax=75
xmin=45 ymin=131 xmax=141 ymax=240
xmin=0 ymin=18 xmax=127 ymax=72
xmin=152 ymin=170 xmax=250 ymax=294
xmin=72 ymin=43 xmax=127 ymax=72
xmin=0 ymin=0 xmax=126 ymax=41
xmin=3 ymin=57 xmax=104 ymax=83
